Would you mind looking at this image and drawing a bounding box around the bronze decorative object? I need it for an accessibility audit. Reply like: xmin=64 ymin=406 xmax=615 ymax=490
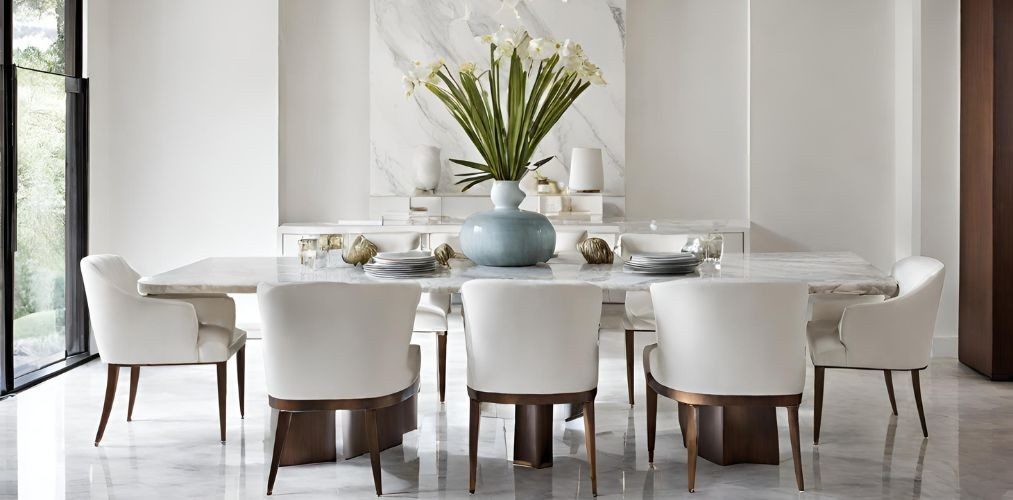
xmin=433 ymin=243 xmax=456 ymax=267
xmin=578 ymin=237 xmax=614 ymax=264
xmin=342 ymin=235 xmax=378 ymax=266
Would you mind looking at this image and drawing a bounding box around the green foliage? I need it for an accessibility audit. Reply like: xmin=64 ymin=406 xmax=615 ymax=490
xmin=13 ymin=0 xmax=66 ymax=74
xmin=420 ymin=44 xmax=591 ymax=191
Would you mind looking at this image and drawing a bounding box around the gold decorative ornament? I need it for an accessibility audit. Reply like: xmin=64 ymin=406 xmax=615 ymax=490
xmin=342 ymin=235 xmax=378 ymax=266
xmin=578 ymin=237 xmax=614 ymax=264
xmin=433 ymin=243 xmax=456 ymax=267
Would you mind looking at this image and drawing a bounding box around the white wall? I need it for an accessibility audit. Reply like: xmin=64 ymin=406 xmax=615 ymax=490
xmin=750 ymin=0 xmax=897 ymax=271
xmin=626 ymin=0 xmax=749 ymax=221
xmin=280 ymin=0 xmax=370 ymax=223
xmin=87 ymin=0 xmax=279 ymax=325
xmin=919 ymin=0 xmax=960 ymax=352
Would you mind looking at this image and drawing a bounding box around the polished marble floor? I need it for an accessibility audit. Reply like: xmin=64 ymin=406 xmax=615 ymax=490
xmin=2 ymin=313 xmax=1012 ymax=499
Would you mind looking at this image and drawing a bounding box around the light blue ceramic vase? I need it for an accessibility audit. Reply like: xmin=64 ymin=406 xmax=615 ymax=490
xmin=459 ymin=181 xmax=556 ymax=267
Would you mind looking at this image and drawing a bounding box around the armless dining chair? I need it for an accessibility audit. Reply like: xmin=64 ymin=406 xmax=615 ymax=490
xmin=360 ymin=231 xmax=451 ymax=402
xmin=81 ymin=255 xmax=246 ymax=445
xmin=644 ymin=280 xmax=808 ymax=492
xmin=258 ymin=281 xmax=422 ymax=496
xmin=461 ymin=280 xmax=603 ymax=495
xmin=616 ymin=233 xmax=691 ymax=405
xmin=807 ymin=256 xmax=944 ymax=443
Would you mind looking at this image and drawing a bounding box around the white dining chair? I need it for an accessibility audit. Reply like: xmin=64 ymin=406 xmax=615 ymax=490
xmin=461 ymin=279 xmax=602 ymax=495
xmin=81 ymin=255 xmax=247 ymax=445
xmin=258 ymin=281 xmax=422 ymax=496
xmin=360 ymin=231 xmax=452 ymax=401
xmin=616 ymin=233 xmax=691 ymax=405
xmin=807 ymin=256 xmax=944 ymax=443
xmin=644 ymin=279 xmax=807 ymax=492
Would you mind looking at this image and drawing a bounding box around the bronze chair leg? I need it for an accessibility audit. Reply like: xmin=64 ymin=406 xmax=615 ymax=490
xmin=787 ymin=405 xmax=804 ymax=491
xmin=437 ymin=332 xmax=447 ymax=403
xmin=686 ymin=404 xmax=699 ymax=493
xmin=625 ymin=330 xmax=635 ymax=406
xmin=884 ymin=370 xmax=898 ymax=416
xmin=646 ymin=382 xmax=658 ymax=463
xmin=469 ymin=398 xmax=480 ymax=494
xmin=912 ymin=370 xmax=928 ymax=438
xmin=127 ymin=366 xmax=140 ymax=421
xmin=365 ymin=409 xmax=382 ymax=496
xmin=237 ymin=346 xmax=246 ymax=419
xmin=583 ymin=401 xmax=598 ymax=496
xmin=216 ymin=362 xmax=227 ymax=443
xmin=267 ymin=411 xmax=292 ymax=495
xmin=813 ymin=366 xmax=825 ymax=445
xmin=95 ymin=364 xmax=120 ymax=446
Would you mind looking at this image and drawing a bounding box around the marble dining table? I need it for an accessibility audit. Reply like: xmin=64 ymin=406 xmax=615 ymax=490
xmin=138 ymin=251 xmax=897 ymax=470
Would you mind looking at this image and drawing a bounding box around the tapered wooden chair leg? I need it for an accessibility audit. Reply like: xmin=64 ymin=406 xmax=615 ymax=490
xmin=884 ymin=370 xmax=898 ymax=416
xmin=912 ymin=370 xmax=928 ymax=438
xmin=267 ymin=411 xmax=292 ymax=495
xmin=813 ymin=366 xmax=825 ymax=445
xmin=237 ymin=346 xmax=246 ymax=418
xmin=437 ymin=332 xmax=447 ymax=403
xmin=95 ymin=365 xmax=120 ymax=446
xmin=646 ymin=382 xmax=658 ymax=463
xmin=366 ymin=409 xmax=383 ymax=496
xmin=625 ymin=330 xmax=635 ymax=406
xmin=686 ymin=404 xmax=699 ymax=493
xmin=469 ymin=398 xmax=480 ymax=494
xmin=787 ymin=405 xmax=804 ymax=491
xmin=583 ymin=401 xmax=598 ymax=496
xmin=127 ymin=366 xmax=140 ymax=421
xmin=216 ymin=362 xmax=227 ymax=443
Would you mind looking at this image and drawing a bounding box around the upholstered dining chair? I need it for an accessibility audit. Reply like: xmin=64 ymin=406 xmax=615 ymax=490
xmin=644 ymin=280 xmax=807 ymax=492
xmin=80 ymin=255 xmax=247 ymax=446
xmin=461 ymin=280 xmax=603 ymax=495
xmin=807 ymin=256 xmax=944 ymax=443
xmin=258 ymin=281 xmax=422 ymax=496
xmin=360 ymin=231 xmax=451 ymax=402
xmin=616 ymin=233 xmax=691 ymax=405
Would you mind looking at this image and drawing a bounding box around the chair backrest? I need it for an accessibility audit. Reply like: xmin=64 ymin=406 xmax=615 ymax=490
xmin=258 ymin=281 xmax=422 ymax=400
xmin=461 ymin=280 xmax=602 ymax=394
xmin=838 ymin=256 xmax=944 ymax=369
xmin=619 ymin=233 xmax=691 ymax=259
xmin=555 ymin=230 xmax=589 ymax=254
xmin=650 ymin=279 xmax=808 ymax=396
xmin=81 ymin=254 xmax=200 ymax=364
xmin=358 ymin=232 xmax=421 ymax=253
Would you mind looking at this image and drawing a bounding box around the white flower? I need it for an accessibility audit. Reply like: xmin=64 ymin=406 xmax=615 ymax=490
xmin=402 ymin=73 xmax=417 ymax=97
xmin=419 ymin=58 xmax=444 ymax=84
xmin=558 ymin=39 xmax=586 ymax=72
xmin=578 ymin=60 xmax=607 ymax=85
xmin=527 ymin=37 xmax=558 ymax=61
xmin=475 ymin=33 xmax=494 ymax=45
xmin=459 ymin=61 xmax=477 ymax=75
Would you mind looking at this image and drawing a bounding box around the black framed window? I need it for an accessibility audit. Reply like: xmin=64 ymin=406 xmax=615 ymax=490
xmin=0 ymin=0 xmax=88 ymax=396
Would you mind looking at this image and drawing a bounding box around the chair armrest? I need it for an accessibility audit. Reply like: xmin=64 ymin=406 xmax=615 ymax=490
xmin=151 ymin=294 xmax=235 ymax=330
xmin=838 ymin=294 xmax=934 ymax=369
xmin=95 ymin=288 xmax=201 ymax=364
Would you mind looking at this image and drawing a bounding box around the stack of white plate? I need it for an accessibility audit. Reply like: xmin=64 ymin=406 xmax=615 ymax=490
xmin=364 ymin=251 xmax=438 ymax=279
xmin=623 ymin=252 xmax=702 ymax=275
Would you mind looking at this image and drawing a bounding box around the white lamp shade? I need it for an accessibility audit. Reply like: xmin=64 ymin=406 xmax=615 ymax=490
xmin=569 ymin=147 xmax=604 ymax=192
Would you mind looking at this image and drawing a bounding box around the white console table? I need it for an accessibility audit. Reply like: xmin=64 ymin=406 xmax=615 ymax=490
xmin=277 ymin=218 xmax=750 ymax=257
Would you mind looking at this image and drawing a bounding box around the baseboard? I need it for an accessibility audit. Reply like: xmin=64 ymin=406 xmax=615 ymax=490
xmin=932 ymin=335 xmax=957 ymax=358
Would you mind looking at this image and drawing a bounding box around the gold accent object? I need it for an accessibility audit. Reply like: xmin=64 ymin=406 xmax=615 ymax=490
xmin=578 ymin=237 xmax=614 ymax=264
xmin=342 ymin=235 xmax=378 ymax=266
xmin=433 ymin=243 xmax=456 ymax=267
xmin=327 ymin=234 xmax=343 ymax=250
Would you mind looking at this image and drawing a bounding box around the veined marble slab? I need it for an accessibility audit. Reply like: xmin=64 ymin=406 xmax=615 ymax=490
xmin=370 ymin=0 xmax=626 ymax=196
xmin=138 ymin=252 xmax=897 ymax=297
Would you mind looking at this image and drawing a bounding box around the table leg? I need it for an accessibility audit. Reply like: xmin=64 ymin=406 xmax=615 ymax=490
xmin=678 ymin=403 xmax=780 ymax=466
xmin=514 ymin=404 xmax=554 ymax=469
xmin=280 ymin=411 xmax=337 ymax=467
xmin=341 ymin=394 xmax=418 ymax=459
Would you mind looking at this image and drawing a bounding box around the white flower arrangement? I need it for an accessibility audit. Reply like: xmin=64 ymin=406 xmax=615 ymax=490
xmin=402 ymin=26 xmax=606 ymax=191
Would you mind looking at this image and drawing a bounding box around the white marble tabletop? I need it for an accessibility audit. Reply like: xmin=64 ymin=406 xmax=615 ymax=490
xmin=138 ymin=251 xmax=897 ymax=297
